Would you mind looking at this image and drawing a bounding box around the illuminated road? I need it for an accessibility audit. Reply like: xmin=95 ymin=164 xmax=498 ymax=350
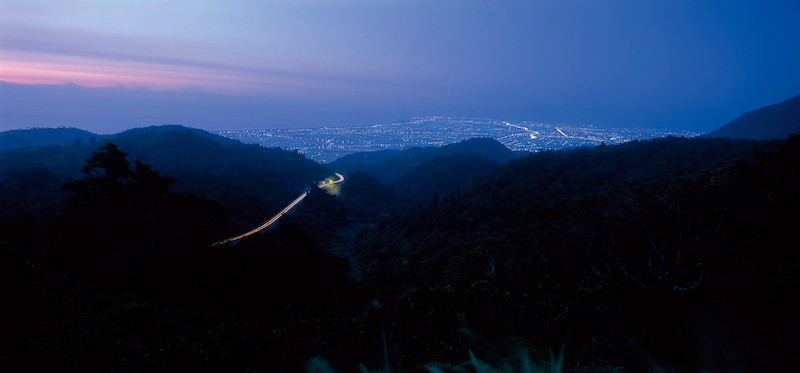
xmin=318 ymin=172 xmax=345 ymax=189
xmin=505 ymin=121 xmax=538 ymax=139
xmin=212 ymin=173 xmax=345 ymax=246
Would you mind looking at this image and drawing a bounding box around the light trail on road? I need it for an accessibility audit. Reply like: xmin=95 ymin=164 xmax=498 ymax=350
xmin=211 ymin=191 xmax=309 ymax=246
xmin=318 ymin=173 xmax=345 ymax=188
xmin=211 ymin=173 xmax=345 ymax=246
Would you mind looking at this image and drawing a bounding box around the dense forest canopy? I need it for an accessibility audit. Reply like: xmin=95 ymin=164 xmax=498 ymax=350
xmin=351 ymin=136 xmax=799 ymax=371
xmin=0 ymin=127 xmax=334 ymax=238
xmin=328 ymin=137 xmax=522 ymax=185
xmin=0 ymin=127 xmax=102 ymax=152
xmin=2 ymin=122 xmax=799 ymax=372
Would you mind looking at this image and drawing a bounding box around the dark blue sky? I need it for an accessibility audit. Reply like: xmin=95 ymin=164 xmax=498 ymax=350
xmin=1 ymin=1 xmax=798 ymax=134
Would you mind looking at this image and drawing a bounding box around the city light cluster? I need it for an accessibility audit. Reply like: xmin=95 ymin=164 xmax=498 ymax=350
xmin=214 ymin=117 xmax=702 ymax=163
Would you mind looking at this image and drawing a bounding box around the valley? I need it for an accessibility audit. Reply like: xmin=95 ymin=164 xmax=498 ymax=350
xmin=1 ymin=96 xmax=799 ymax=372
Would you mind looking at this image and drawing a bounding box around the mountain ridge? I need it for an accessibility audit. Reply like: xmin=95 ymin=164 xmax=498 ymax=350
xmin=328 ymin=137 xmax=523 ymax=184
xmin=0 ymin=124 xmax=238 ymax=153
xmin=0 ymin=125 xmax=334 ymax=236
xmin=703 ymin=94 xmax=800 ymax=140
xmin=0 ymin=127 xmax=101 ymax=152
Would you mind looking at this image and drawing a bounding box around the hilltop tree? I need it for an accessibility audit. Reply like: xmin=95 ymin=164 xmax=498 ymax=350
xmin=63 ymin=143 xmax=174 ymax=204
xmin=51 ymin=143 xmax=225 ymax=259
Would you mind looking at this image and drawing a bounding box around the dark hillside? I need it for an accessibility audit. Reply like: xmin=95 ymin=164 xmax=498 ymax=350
xmin=0 ymin=127 xmax=102 ymax=152
xmin=352 ymin=135 xmax=794 ymax=372
xmin=458 ymin=136 xmax=768 ymax=207
xmin=704 ymin=94 xmax=800 ymax=140
xmin=2 ymin=128 xmax=796 ymax=372
xmin=323 ymin=148 xmax=405 ymax=174
xmin=328 ymin=137 xmax=520 ymax=184
xmin=117 ymin=124 xmax=241 ymax=145
xmin=1 ymin=146 xmax=368 ymax=372
xmin=429 ymin=137 xmax=518 ymax=163
xmin=0 ymin=169 xmax=68 ymax=247
xmin=336 ymin=170 xmax=401 ymax=221
xmin=0 ymin=126 xmax=334 ymax=237
xmin=392 ymin=153 xmax=499 ymax=203
xmin=0 ymin=126 xmax=242 ymax=179
xmin=0 ymin=124 xmax=240 ymax=153
xmin=357 ymin=136 xmax=772 ymax=290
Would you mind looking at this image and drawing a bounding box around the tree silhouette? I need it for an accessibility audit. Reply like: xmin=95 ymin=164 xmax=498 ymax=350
xmin=52 ymin=143 xmax=223 ymax=259
xmin=63 ymin=143 xmax=173 ymax=204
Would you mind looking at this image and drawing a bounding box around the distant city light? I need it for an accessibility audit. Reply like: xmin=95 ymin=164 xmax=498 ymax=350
xmin=214 ymin=117 xmax=701 ymax=163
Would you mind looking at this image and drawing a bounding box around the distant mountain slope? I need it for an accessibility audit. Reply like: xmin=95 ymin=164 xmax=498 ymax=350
xmin=0 ymin=125 xmax=334 ymax=235
xmin=704 ymin=94 xmax=800 ymax=140
xmin=352 ymin=135 xmax=795 ymax=371
xmin=352 ymin=136 xmax=776 ymax=295
xmin=393 ymin=153 xmax=499 ymax=203
xmin=337 ymin=170 xmax=401 ymax=220
xmin=430 ymin=137 xmax=520 ymax=163
xmin=328 ymin=137 xmax=522 ymax=184
xmin=117 ymin=124 xmax=241 ymax=145
xmin=374 ymin=136 xmax=773 ymax=242
xmin=0 ymin=127 xmax=101 ymax=152
xmin=0 ymin=124 xmax=241 ymax=153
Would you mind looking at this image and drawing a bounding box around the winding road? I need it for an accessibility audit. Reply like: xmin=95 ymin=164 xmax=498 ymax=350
xmin=212 ymin=173 xmax=344 ymax=246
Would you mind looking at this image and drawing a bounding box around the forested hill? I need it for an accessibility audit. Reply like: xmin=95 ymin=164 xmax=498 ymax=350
xmin=0 ymin=124 xmax=242 ymax=153
xmin=0 ymin=127 xmax=101 ymax=152
xmin=115 ymin=124 xmax=241 ymax=146
xmin=353 ymin=135 xmax=798 ymax=372
xmin=356 ymin=136 xmax=774 ymax=289
xmin=0 ymin=126 xmax=334 ymax=237
xmin=703 ymin=94 xmax=800 ymax=140
xmin=391 ymin=153 xmax=500 ymax=203
xmin=327 ymin=137 xmax=524 ymax=184
xmin=1 ymin=130 xmax=360 ymax=372
xmin=3 ymin=125 xmax=798 ymax=371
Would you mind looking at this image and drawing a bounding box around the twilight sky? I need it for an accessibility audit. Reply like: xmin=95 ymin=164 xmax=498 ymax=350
xmin=1 ymin=0 xmax=799 ymax=134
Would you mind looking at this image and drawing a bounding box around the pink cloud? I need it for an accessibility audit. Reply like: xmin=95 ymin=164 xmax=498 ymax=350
xmin=0 ymin=52 xmax=261 ymax=94
xmin=0 ymin=44 xmax=400 ymax=101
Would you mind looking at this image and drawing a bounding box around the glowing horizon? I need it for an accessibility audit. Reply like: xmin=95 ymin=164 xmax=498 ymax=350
xmin=1 ymin=0 xmax=799 ymax=133
xmin=0 ymin=47 xmax=388 ymax=98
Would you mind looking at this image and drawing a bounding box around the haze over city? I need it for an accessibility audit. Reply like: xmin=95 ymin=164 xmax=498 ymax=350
xmin=4 ymin=2 xmax=800 ymax=371
xmin=1 ymin=0 xmax=799 ymax=134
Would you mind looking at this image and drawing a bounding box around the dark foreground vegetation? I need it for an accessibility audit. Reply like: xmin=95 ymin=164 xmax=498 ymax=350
xmin=2 ymin=127 xmax=799 ymax=372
